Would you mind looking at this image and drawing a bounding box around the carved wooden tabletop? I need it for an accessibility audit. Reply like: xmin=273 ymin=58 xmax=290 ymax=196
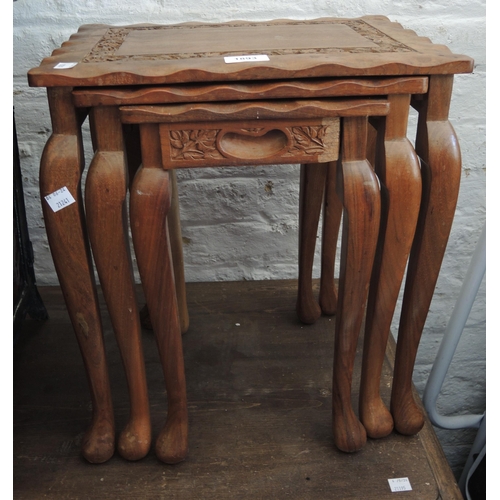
xmin=28 ymin=16 xmax=473 ymax=87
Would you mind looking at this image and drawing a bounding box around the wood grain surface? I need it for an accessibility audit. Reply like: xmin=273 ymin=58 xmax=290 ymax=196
xmin=28 ymin=17 xmax=473 ymax=88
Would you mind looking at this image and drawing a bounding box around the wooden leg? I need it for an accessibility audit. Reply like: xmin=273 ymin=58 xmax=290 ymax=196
xmin=318 ymin=161 xmax=342 ymax=315
xmin=124 ymin=122 xmax=189 ymax=335
xmin=122 ymin=123 xmax=142 ymax=182
xmin=332 ymin=117 xmax=380 ymax=452
xmin=318 ymin=121 xmax=375 ymax=317
xmin=130 ymin=124 xmax=188 ymax=464
xmin=167 ymin=171 xmax=190 ymax=334
xmin=359 ymin=95 xmax=422 ymax=439
xmin=85 ymin=106 xmax=151 ymax=461
xmin=296 ymin=163 xmax=327 ymax=324
xmin=391 ymin=75 xmax=462 ymax=435
xmin=40 ymin=88 xmax=114 ymax=464
xmin=136 ymin=170 xmax=189 ymax=335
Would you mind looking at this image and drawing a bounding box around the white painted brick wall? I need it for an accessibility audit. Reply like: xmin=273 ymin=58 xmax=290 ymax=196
xmin=14 ymin=0 xmax=485 ymax=480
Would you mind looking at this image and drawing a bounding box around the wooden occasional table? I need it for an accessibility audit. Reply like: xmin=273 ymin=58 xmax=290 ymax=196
xmin=28 ymin=17 xmax=473 ymax=465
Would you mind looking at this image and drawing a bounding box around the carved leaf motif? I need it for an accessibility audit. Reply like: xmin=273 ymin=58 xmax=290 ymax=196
xmin=170 ymin=130 xmax=188 ymax=150
xmin=169 ymin=129 xmax=223 ymax=160
xmin=288 ymin=126 xmax=328 ymax=155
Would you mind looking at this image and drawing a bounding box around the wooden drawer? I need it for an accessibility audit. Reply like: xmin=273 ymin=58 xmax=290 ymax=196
xmin=159 ymin=117 xmax=339 ymax=168
xmin=120 ymin=98 xmax=389 ymax=169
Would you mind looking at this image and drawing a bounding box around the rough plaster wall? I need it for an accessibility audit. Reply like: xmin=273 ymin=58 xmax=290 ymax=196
xmin=13 ymin=0 xmax=485 ymax=481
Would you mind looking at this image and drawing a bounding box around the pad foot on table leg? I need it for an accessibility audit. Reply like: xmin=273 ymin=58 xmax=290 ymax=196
xmin=155 ymin=407 xmax=189 ymax=464
xmin=117 ymin=418 xmax=152 ymax=461
xmin=358 ymin=398 xmax=394 ymax=439
xmin=392 ymin=395 xmax=425 ymax=436
xmin=333 ymin=408 xmax=367 ymax=453
xmin=296 ymin=294 xmax=322 ymax=325
xmin=81 ymin=416 xmax=115 ymax=464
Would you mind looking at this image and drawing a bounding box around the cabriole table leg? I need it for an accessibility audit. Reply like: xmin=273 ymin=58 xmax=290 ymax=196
xmin=40 ymin=88 xmax=115 ymax=463
xmin=85 ymin=105 xmax=152 ymax=461
xmin=296 ymin=160 xmax=342 ymax=321
xmin=318 ymin=160 xmax=343 ymax=316
xmin=359 ymin=94 xmax=422 ymax=439
xmin=167 ymin=171 xmax=190 ymax=334
xmin=130 ymin=123 xmax=189 ymax=464
xmin=294 ymin=126 xmax=377 ymax=324
xmin=121 ymin=124 xmax=189 ymax=336
xmin=391 ymin=75 xmax=462 ymax=435
xmin=332 ymin=116 xmax=381 ymax=452
xmin=296 ymin=162 xmax=328 ymax=324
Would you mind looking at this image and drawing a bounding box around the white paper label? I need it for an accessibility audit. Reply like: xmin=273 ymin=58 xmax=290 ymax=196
xmin=224 ymin=54 xmax=270 ymax=63
xmin=44 ymin=187 xmax=76 ymax=213
xmin=388 ymin=478 xmax=412 ymax=492
xmin=54 ymin=62 xmax=78 ymax=69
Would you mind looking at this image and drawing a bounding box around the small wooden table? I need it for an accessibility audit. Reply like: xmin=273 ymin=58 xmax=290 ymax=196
xmin=28 ymin=17 xmax=473 ymax=465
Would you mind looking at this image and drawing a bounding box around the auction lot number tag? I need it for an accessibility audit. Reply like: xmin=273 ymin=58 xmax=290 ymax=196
xmin=224 ymin=54 xmax=270 ymax=63
xmin=388 ymin=477 xmax=412 ymax=492
xmin=45 ymin=186 xmax=76 ymax=213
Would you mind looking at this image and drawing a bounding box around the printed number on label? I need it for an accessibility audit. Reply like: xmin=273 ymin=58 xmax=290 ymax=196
xmin=44 ymin=186 xmax=76 ymax=213
xmin=388 ymin=478 xmax=412 ymax=492
xmin=224 ymin=54 xmax=270 ymax=63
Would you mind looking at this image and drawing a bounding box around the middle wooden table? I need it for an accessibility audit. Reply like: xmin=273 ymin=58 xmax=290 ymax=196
xmin=28 ymin=17 xmax=473 ymax=464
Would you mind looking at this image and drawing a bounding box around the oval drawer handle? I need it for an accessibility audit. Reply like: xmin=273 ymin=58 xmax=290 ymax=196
xmin=218 ymin=129 xmax=288 ymax=160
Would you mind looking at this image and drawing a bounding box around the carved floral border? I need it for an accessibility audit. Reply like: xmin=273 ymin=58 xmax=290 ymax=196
xmin=82 ymin=19 xmax=414 ymax=63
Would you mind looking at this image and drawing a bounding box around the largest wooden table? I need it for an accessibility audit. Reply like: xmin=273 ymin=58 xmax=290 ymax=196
xmin=28 ymin=16 xmax=473 ymax=465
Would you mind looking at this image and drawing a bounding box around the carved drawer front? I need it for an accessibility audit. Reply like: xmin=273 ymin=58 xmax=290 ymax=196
xmin=120 ymin=98 xmax=390 ymax=169
xmin=159 ymin=118 xmax=340 ymax=168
